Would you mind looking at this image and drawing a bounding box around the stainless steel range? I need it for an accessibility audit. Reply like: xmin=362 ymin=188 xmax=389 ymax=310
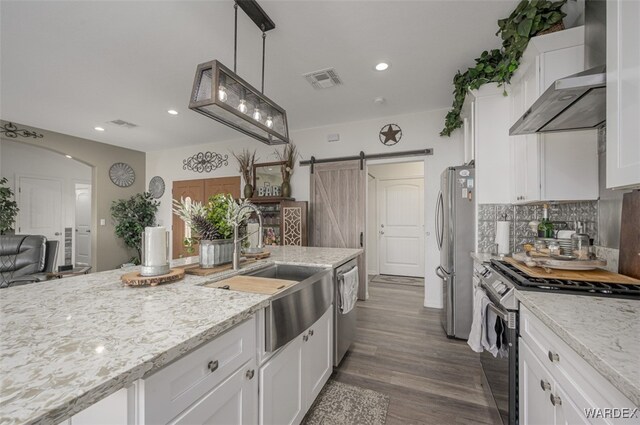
xmin=476 ymin=259 xmax=640 ymax=425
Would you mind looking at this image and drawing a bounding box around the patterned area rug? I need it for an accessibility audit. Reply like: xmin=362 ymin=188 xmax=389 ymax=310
xmin=370 ymin=274 xmax=424 ymax=287
xmin=302 ymin=380 xmax=390 ymax=425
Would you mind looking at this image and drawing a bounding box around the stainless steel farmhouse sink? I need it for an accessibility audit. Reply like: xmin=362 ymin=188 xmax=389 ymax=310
xmin=244 ymin=264 xmax=333 ymax=352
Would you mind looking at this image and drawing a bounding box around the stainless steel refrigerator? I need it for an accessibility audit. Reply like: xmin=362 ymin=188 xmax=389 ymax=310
xmin=435 ymin=165 xmax=475 ymax=339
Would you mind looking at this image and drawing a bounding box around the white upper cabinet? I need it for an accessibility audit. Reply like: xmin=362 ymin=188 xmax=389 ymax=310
xmin=607 ymin=0 xmax=640 ymax=189
xmin=509 ymin=26 xmax=599 ymax=204
xmin=466 ymin=83 xmax=512 ymax=204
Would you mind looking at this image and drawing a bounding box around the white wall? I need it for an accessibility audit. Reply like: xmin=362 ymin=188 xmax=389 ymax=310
xmin=0 ymin=139 xmax=91 ymax=264
xmin=146 ymin=108 xmax=464 ymax=307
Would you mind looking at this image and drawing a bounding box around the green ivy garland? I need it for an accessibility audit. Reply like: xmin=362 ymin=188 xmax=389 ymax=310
xmin=440 ymin=0 xmax=567 ymax=137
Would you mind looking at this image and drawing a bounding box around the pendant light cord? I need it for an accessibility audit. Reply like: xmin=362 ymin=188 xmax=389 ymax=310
xmin=261 ymin=28 xmax=266 ymax=93
xmin=233 ymin=2 xmax=238 ymax=73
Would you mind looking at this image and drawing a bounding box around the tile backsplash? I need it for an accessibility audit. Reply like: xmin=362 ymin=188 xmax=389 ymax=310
xmin=477 ymin=201 xmax=599 ymax=253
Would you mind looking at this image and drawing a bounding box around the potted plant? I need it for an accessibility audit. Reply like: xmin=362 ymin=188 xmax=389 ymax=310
xmin=173 ymin=194 xmax=254 ymax=268
xmin=274 ymin=143 xmax=298 ymax=198
xmin=232 ymin=149 xmax=257 ymax=198
xmin=111 ymin=192 xmax=160 ymax=265
xmin=0 ymin=177 xmax=19 ymax=236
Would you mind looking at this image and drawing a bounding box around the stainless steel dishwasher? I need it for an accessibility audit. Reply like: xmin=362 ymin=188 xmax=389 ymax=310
xmin=334 ymin=259 xmax=358 ymax=366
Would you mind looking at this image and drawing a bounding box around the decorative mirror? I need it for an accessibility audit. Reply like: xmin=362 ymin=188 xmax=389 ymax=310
xmin=253 ymin=161 xmax=285 ymax=197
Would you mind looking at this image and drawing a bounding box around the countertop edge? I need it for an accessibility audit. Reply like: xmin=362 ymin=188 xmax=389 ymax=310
xmin=273 ymin=250 xmax=362 ymax=269
xmin=515 ymin=292 xmax=640 ymax=407
xmin=27 ymin=300 xmax=270 ymax=425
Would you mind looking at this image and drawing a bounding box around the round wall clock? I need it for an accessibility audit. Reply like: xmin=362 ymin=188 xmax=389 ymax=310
xmin=149 ymin=176 xmax=165 ymax=199
xmin=109 ymin=162 xmax=136 ymax=187
xmin=379 ymin=123 xmax=402 ymax=146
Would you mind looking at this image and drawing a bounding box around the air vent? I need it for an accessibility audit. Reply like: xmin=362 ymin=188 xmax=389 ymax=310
xmin=303 ymin=68 xmax=343 ymax=89
xmin=109 ymin=119 xmax=138 ymax=129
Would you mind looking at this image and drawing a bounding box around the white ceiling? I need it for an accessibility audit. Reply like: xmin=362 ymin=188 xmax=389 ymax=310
xmin=0 ymin=0 xmax=518 ymax=152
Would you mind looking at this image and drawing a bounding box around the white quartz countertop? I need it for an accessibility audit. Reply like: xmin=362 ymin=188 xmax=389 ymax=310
xmin=516 ymin=291 xmax=640 ymax=406
xmin=0 ymin=246 xmax=362 ymax=425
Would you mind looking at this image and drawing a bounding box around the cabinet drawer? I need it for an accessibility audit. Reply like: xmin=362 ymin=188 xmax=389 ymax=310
xmin=519 ymin=306 xmax=634 ymax=413
xmin=144 ymin=317 xmax=256 ymax=425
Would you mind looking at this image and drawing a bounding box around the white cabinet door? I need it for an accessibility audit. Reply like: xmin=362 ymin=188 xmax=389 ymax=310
xmin=520 ymin=339 xmax=556 ymax=425
xmin=67 ymin=388 xmax=129 ymax=425
xmin=474 ymin=84 xmax=512 ymax=204
xmin=259 ymin=336 xmax=305 ymax=425
xmin=553 ymin=383 xmax=590 ymax=425
xmin=171 ymin=361 xmax=258 ymax=425
xmin=607 ymin=0 xmax=640 ymax=189
xmin=303 ymin=306 xmax=333 ymax=405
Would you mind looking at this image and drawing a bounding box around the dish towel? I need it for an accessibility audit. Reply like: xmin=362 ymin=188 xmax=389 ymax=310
xmin=339 ymin=266 xmax=359 ymax=314
xmin=467 ymin=283 xmax=489 ymax=353
xmin=482 ymin=303 xmax=500 ymax=357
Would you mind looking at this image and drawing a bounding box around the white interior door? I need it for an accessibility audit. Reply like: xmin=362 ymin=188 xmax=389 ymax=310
xmin=378 ymin=178 xmax=425 ymax=277
xmin=75 ymin=184 xmax=91 ymax=266
xmin=16 ymin=175 xmax=63 ymax=267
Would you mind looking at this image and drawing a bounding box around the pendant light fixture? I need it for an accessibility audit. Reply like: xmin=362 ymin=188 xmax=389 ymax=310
xmin=189 ymin=0 xmax=290 ymax=145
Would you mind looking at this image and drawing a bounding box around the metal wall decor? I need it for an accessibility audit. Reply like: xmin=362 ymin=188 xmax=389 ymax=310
xmin=379 ymin=123 xmax=402 ymax=146
xmin=148 ymin=176 xmax=166 ymax=198
xmin=1 ymin=122 xmax=44 ymax=140
xmin=109 ymin=162 xmax=136 ymax=187
xmin=183 ymin=152 xmax=229 ymax=173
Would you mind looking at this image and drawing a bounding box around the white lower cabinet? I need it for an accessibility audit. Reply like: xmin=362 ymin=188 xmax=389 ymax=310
xmin=259 ymin=306 xmax=333 ymax=425
xmin=169 ymin=360 xmax=257 ymax=425
xmin=62 ymin=388 xmax=130 ymax=425
xmin=519 ymin=306 xmax=636 ymax=425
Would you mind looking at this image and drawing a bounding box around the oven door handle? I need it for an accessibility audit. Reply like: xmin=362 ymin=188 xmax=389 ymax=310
xmin=487 ymin=303 xmax=508 ymax=321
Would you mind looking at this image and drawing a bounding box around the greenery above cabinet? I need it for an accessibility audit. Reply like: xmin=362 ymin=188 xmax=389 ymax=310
xmin=441 ymin=0 xmax=568 ymax=137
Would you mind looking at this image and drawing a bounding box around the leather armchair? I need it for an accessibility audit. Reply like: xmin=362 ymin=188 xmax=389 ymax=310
xmin=0 ymin=235 xmax=59 ymax=288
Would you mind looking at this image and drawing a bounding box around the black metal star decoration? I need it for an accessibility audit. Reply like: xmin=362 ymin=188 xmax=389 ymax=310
xmin=379 ymin=123 xmax=402 ymax=146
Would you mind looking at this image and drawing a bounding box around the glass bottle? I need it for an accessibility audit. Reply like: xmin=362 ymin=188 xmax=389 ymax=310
xmin=538 ymin=204 xmax=554 ymax=238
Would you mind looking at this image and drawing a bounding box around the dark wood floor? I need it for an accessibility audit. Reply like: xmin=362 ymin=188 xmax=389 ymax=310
xmin=333 ymin=281 xmax=497 ymax=425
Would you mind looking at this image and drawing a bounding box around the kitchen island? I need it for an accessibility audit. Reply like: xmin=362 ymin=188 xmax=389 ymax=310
xmin=0 ymin=246 xmax=362 ymax=425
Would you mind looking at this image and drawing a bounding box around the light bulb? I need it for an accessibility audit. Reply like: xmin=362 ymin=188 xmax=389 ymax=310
xmin=265 ymin=116 xmax=274 ymax=128
xmin=218 ymin=86 xmax=228 ymax=102
xmin=238 ymin=99 xmax=248 ymax=114
xmin=252 ymin=108 xmax=262 ymax=121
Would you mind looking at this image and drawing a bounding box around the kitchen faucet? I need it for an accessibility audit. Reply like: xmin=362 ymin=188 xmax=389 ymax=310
xmin=232 ymin=204 xmax=263 ymax=271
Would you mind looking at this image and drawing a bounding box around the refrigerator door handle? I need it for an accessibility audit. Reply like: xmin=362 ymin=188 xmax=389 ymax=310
xmin=435 ymin=265 xmax=450 ymax=280
xmin=435 ymin=191 xmax=444 ymax=250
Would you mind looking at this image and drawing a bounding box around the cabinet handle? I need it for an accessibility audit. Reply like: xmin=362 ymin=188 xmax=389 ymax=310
xmin=548 ymin=351 xmax=560 ymax=363
xmin=245 ymin=369 xmax=255 ymax=380
xmin=207 ymin=360 xmax=219 ymax=373
xmin=550 ymin=393 xmax=562 ymax=406
xmin=540 ymin=379 xmax=551 ymax=391
xmin=309 ymin=329 xmax=314 ymax=337
xmin=303 ymin=335 xmax=309 ymax=342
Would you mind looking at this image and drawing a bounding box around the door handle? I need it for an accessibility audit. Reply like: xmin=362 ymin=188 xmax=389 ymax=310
xmin=435 ymin=266 xmax=449 ymax=280
xmin=360 ymin=232 xmax=363 ymax=248
xmin=54 ymin=232 xmax=61 ymax=236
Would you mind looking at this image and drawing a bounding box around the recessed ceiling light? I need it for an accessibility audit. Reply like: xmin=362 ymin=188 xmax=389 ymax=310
xmin=375 ymin=62 xmax=390 ymax=71
xmin=168 ymin=109 xmax=178 ymax=115
xmin=65 ymin=155 xmax=73 ymax=159
xmin=94 ymin=126 xmax=105 ymax=132
xmin=374 ymin=97 xmax=386 ymax=105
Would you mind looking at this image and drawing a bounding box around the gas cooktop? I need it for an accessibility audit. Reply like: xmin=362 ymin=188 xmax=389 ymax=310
xmin=490 ymin=259 xmax=640 ymax=300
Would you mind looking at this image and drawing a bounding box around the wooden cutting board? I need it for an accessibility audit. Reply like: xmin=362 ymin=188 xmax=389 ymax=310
xmin=619 ymin=190 xmax=640 ymax=279
xmin=121 ymin=268 xmax=185 ymax=287
xmin=184 ymin=259 xmax=257 ymax=276
xmin=204 ymin=275 xmax=295 ymax=295
xmin=504 ymin=257 xmax=640 ymax=285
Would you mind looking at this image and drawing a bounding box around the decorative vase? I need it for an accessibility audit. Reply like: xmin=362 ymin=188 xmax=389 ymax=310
xmin=281 ymin=181 xmax=291 ymax=198
xmin=244 ymin=184 xmax=254 ymax=199
xmin=199 ymin=239 xmax=233 ymax=268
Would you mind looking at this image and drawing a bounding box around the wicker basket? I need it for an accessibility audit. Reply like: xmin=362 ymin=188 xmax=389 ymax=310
xmin=537 ymin=21 xmax=565 ymax=36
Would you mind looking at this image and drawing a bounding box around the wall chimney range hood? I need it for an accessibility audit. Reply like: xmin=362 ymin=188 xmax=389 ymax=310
xmin=509 ymin=66 xmax=606 ymax=135
xmin=510 ymin=0 xmax=606 ymax=136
